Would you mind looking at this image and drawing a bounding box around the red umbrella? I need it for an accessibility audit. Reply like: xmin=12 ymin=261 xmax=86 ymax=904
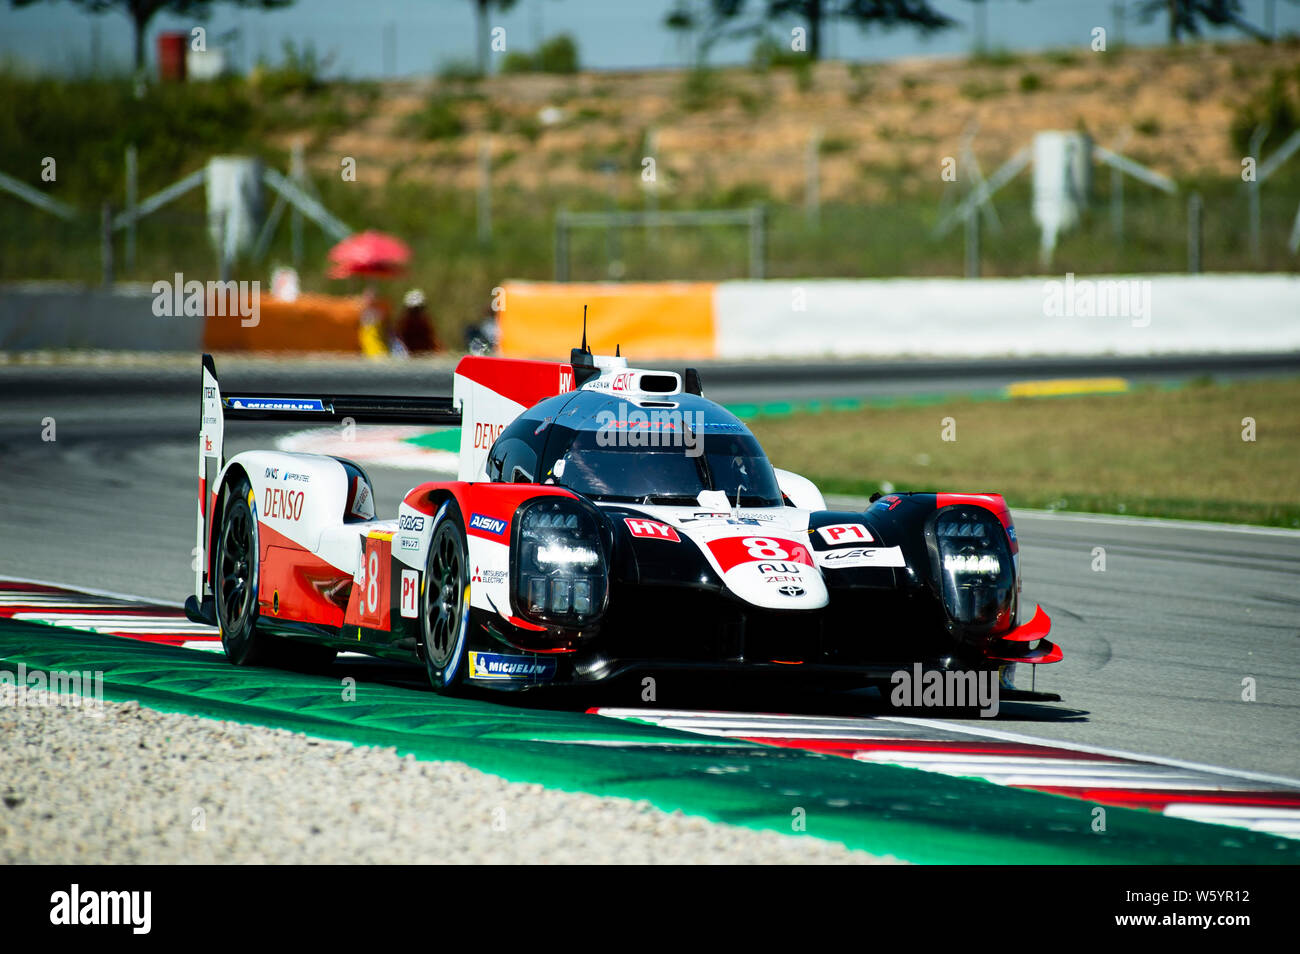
xmin=327 ymin=230 xmax=411 ymax=279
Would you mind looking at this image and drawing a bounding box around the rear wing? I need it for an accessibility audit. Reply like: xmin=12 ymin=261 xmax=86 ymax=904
xmin=193 ymin=352 xmax=582 ymax=617
xmin=193 ymin=353 xmax=461 ymax=603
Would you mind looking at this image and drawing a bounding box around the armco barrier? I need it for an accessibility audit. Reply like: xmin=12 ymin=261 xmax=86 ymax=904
xmin=0 ymin=283 xmax=201 ymax=351
xmin=0 ymin=283 xmax=368 ymax=353
xmin=499 ymin=275 xmax=1300 ymax=360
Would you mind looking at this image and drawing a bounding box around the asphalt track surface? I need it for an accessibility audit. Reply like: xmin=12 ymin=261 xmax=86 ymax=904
xmin=0 ymin=355 xmax=1296 ymax=781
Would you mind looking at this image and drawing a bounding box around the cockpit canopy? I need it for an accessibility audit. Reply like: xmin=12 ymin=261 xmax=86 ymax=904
xmin=485 ymin=390 xmax=783 ymax=507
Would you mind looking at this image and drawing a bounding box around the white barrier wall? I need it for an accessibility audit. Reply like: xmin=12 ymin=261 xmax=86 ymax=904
xmin=713 ymin=275 xmax=1300 ymax=359
xmin=0 ymin=283 xmax=203 ymax=351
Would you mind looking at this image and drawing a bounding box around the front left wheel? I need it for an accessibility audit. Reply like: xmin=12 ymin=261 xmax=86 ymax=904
xmin=421 ymin=502 xmax=471 ymax=691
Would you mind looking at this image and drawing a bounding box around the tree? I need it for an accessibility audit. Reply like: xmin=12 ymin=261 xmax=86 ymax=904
xmin=470 ymin=0 xmax=519 ymax=75
xmin=10 ymin=0 xmax=294 ymax=73
xmin=665 ymin=0 xmax=1018 ymax=62
xmin=1134 ymin=0 xmax=1295 ymax=44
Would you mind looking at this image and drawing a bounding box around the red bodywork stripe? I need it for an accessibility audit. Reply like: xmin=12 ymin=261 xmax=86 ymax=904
xmin=402 ymin=481 xmax=580 ymax=539
xmin=257 ymin=521 xmax=351 ymax=627
xmin=454 ymin=355 xmax=576 ymax=408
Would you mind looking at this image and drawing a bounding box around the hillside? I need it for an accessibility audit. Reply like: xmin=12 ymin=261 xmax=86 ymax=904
xmin=2 ymin=40 xmax=1298 ymax=337
xmin=300 ymin=42 xmax=1300 ymax=202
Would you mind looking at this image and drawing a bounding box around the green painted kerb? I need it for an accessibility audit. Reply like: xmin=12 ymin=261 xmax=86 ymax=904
xmin=2 ymin=620 xmax=1294 ymax=865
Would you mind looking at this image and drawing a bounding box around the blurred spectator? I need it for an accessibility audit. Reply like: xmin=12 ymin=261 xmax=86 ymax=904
xmin=395 ymin=288 xmax=438 ymax=355
xmin=357 ymin=286 xmax=389 ymax=358
xmin=464 ymin=303 xmax=500 ymax=355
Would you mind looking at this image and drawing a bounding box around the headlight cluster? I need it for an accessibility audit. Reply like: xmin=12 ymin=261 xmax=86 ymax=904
xmin=513 ymin=499 xmax=608 ymax=627
xmin=934 ymin=508 xmax=1014 ymax=631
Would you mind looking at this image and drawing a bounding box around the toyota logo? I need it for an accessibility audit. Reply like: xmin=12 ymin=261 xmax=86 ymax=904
xmin=778 ymin=585 xmax=804 ymax=597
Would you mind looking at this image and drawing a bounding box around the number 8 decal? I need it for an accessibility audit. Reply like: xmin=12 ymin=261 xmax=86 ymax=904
xmin=366 ymin=549 xmax=380 ymax=613
xmin=743 ymin=537 xmax=788 ymax=560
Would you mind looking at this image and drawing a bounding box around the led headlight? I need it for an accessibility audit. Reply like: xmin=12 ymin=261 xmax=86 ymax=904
xmin=933 ymin=507 xmax=1014 ymax=632
xmin=513 ymin=498 xmax=608 ymax=627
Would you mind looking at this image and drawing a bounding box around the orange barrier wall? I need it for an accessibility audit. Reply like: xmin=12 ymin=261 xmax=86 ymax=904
xmin=203 ymin=293 xmax=374 ymax=352
xmin=498 ymin=282 xmax=716 ymax=359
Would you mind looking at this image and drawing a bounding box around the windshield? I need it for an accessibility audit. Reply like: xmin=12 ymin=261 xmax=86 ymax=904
xmin=555 ymin=430 xmax=783 ymax=507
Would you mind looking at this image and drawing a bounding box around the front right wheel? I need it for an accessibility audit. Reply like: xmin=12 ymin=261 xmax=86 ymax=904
xmin=422 ymin=503 xmax=471 ymax=691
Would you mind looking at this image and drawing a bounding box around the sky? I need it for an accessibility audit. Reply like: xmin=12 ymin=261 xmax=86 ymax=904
xmin=1 ymin=0 xmax=1298 ymax=77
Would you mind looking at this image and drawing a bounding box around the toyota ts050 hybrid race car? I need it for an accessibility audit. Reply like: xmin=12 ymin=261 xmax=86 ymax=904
xmin=185 ymin=342 xmax=1061 ymax=694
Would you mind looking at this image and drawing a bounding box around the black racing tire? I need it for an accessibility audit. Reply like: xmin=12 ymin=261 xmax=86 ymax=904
xmin=215 ymin=477 xmax=273 ymax=666
xmin=215 ymin=477 xmax=336 ymax=672
xmin=421 ymin=502 xmax=471 ymax=692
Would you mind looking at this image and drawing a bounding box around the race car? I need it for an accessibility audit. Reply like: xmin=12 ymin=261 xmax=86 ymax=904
xmin=185 ymin=340 xmax=1060 ymax=694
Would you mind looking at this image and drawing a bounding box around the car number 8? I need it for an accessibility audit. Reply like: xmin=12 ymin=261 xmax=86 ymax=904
xmin=366 ymin=550 xmax=380 ymax=612
xmin=743 ymin=537 xmax=788 ymax=560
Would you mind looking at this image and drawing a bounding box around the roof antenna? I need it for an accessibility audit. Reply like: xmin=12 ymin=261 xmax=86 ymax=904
xmin=615 ymin=343 xmax=620 ymax=357
xmin=570 ymin=305 xmax=599 ymax=384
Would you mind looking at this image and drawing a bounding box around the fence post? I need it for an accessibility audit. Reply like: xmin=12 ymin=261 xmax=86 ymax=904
xmin=100 ymin=201 xmax=114 ymax=287
xmin=125 ymin=144 xmax=138 ymax=271
xmin=1248 ymin=125 xmax=1268 ymax=264
xmin=1111 ymin=160 xmax=1123 ymax=245
xmin=964 ymin=208 xmax=980 ymax=279
xmin=749 ymin=206 xmax=766 ymax=280
xmin=477 ymin=137 xmax=492 ymax=245
xmin=1187 ymin=192 xmax=1202 ymax=274
xmin=291 ymin=141 xmax=305 ymax=267
xmin=644 ymin=128 xmax=659 ymax=250
xmin=219 ymin=208 xmax=232 ymax=284
xmin=554 ymin=212 xmax=569 ymax=282
xmin=805 ymin=128 xmax=821 ymax=225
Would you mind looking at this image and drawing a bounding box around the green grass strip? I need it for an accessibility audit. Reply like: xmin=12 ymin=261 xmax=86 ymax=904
xmin=3 ymin=620 xmax=1294 ymax=865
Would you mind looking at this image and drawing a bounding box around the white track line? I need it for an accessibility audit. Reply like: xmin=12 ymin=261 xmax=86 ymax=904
xmin=823 ymin=496 xmax=1300 ymax=538
xmin=0 ymin=575 xmax=185 ymax=608
xmin=880 ymin=716 xmax=1300 ymax=790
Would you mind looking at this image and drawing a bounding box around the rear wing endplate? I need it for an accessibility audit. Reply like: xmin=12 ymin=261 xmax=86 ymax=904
xmin=192 ymin=353 xmax=461 ymax=610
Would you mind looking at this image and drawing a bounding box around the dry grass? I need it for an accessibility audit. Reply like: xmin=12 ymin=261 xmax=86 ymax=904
xmin=749 ymin=376 xmax=1300 ymax=527
xmin=324 ymin=43 xmax=1300 ymax=202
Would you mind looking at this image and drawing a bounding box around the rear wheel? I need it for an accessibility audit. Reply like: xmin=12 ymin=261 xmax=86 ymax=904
xmin=215 ymin=477 xmax=336 ymax=672
xmin=422 ymin=503 xmax=470 ymax=691
xmin=215 ymin=478 xmax=272 ymax=665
